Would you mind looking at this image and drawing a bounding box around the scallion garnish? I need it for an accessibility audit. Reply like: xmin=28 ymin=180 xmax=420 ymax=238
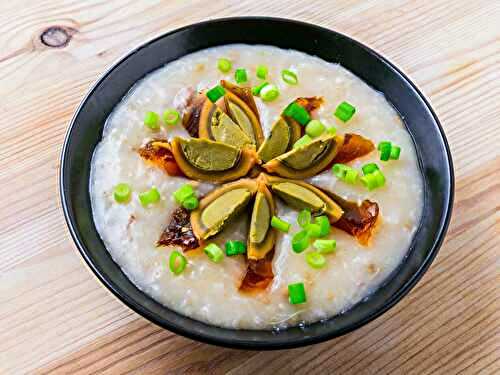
xmin=362 ymin=163 xmax=379 ymax=175
xmin=204 ymin=243 xmax=224 ymax=263
xmin=305 ymin=223 xmax=322 ymax=238
xmin=292 ymin=230 xmax=310 ymax=253
xmin=113 ymin=183 xmax=131 ymax=203
xmin=182 ymin=195 xmax=199 ymax=210
xmin=361 ymin=169 xmax=386 ymax=190
xmin=288 ymin=282 xmax=307 ymax=304
xmin=163 ymin=109 xmax=180 ymax=125
xmin=169 ymin=250 xmax=187 ymax=275
xmin=260 ymin=84 xmax=280 ymax=102
xmin=283 ymin=102 xmax=310 ymax=125
xmin=173 ymin=184 xmax=195 ymax=204
xmin=315 ymin=216 xmax=331 ymax=237
xmin=326 ymin=126 xmax=337 ymax=135
xmin=390 ymin=146 xmax=401 ymax=160
xmin=139 ymin=187 xmax=160 ymax=207
xmin=206 ymin=85 xmax=226 ymax=103
xmin=305 ymin=120 xmax=325 ymax=138
xmin=293 ymin=134 xmax=313 ymax=149
xmin=217 ymin=58 xmax=232 ymax=73
xmin=144 ymin=111 xmax=160 ymax=130
xmin=297 ymin=209 xmax=311 ymax=228
xmin=225 ymin=240 xmax=247 ymax=256
xmin=235 ymin=68 xmax=248 ymax=84
xmin=281 ymin=69 xmax=298 ymax=85
xmin=271 ymin=216 xmax=291 ymax=233
xmin=306 ymin=252 xmax=326 ymax=269
xmin=372 ymin=170 xmax=386 ymax=187
xmin=256 ymin=65 xmax=268 ymax=79
xmin=252 ymin=81 xmax=269 ymax=96
xmin=334 ymin=101 xmax=356 ymax=122
xmin=313 ymin=239 xmax=336 ymax=254
xmin=379 ymin=143 xmax=392 ymax=161
xmin=332 ymin=163 xmax=358 ymax=184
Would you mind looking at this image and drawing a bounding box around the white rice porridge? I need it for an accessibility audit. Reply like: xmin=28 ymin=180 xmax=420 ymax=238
xmin=90 ymin=44 xmax=423 ymax=329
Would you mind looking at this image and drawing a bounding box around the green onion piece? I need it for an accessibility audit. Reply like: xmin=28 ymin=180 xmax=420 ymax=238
xmin=372 ymin=170 xmax=386 ymax=187
xmin=344 ymin=168 xmax=358 ymax=184
xmin=283 ymin=102 xmax=310 ymax=125
xmin=271 ymin=216 xmax=291 ymax=233
xmin=182 ymin=196 xmax=199 ymax=210
xmin=377 ymin=141 xmax=391 ymax=151
xmin=288 ymin=282 xmax=307 ymax=304
xmin=217 ymin=58 xmax=232 ymax=73
xmin=297 ymin=209 xmax=311 ymax=228
xmin=292 ymin=230 xmax=310 ymax=253
xmin=390 ymin=146 xmax=401 ymax=160
xmin=313 ymin=239 xmax=337 ymax=254
xmin=260 ymin=84 xmax=280 ymax=102
xmin=332 ymin=163 xmax=348 ymax=178
xmin=256 ymin=65 xmax=268 ymax=79
xmin=293 ymin=134 xmax=313 ymax=149
xmin=305 ymin=120 xmax=325 ymax=138
xmin=235 ymin=68 xmax=248 ymax=84
xmin=173 ymin=184 xmax=195 ymax=204
xmin=360 ymin=173 xmax=378 ymax=191
xmin=379 ymin=143 xmax=392 ymax=161
xmin=169 ymin=250 xmax=187 ymax=275
xmin=334 ymin=101 xmax=356 ymax=122
xmin=281 ymin=69 xmax=298 ymax=85
xmin=362 ymin=163 xmax=379 ymax=175
xmin=225 ymin=240 xmax=247 ymax=256
xmin=204 ymin=243 xmax=224 ymax=263
xmin=144 ymin=111 xmax=160 ymax=130
xmin=305 ymin=223 xmax=322 ymax=238
xmin=252 ymin=81 xmax=269 ymax=96
xmin=113 ymin=183 xmax=131 ymax=203
xmin=163 ymin=109 xmax=180 ymax=125
xmin=306 ymin=252 xmax=326 ymax=269
xmin=326 ymin=126 xmax=337 ymax=135
xmin=139 ymin=187 xmax=160 ymax=207
xmin=206 ymin=85 xmax=226 ymax=103
xmin=315 ymin=215 xmax=331 ymax=237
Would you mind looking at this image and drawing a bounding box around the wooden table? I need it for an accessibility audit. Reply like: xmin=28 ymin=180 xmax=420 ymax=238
xmin=1 ymin=1 xmax=498 ymax=373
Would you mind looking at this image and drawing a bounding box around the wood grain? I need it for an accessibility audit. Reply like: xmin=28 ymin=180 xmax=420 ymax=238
xmin=0 ymin=0 xmax=499 ymax=373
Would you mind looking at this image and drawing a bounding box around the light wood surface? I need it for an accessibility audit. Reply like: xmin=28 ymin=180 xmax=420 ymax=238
xmin=1 ymin=1 xmax=499 ymax=374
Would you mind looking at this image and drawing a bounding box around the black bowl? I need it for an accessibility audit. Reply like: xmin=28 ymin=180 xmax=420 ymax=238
xmin=60 ymin=17 xmax=453 ymax=349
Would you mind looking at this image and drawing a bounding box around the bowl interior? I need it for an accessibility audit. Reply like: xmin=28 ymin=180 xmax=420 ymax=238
xmin=60 ymin=17 xmax=453 ymax=349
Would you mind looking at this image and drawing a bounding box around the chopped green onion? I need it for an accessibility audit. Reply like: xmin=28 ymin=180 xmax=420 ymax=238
xmin=163 ymin=109 xmax=180 ymax=125
xmin=206 ymin=85 xmax=226 ymax=103
xmin=315 ymin=216 xmax=331 ymax=237
xmin=332 ymin=163 xmax=358 ymax=184
xmin=313 ymin=239 xmax=337 ymax=254
xmin=260 ymin=84 xmax=280 ymax=102
xmin=169 ymin=250 xmax=187 ymax=275
xmin=334 ymin=101 xmax=356 ymax=122
xmin=345 ymin=168 xmax=358 ymax=184
xmin=360 ymin=173 xmax=378 ymax=191
xmin=305 ymin=120 xmax=325 ymax=138
xmin=204 ymin=243 xmax=224 ymax=263
xmin=326 ymin=126 xmax=337 ymax=135
xmin=306 ymin=252 xmax=326 ymax=269
xmin=225 ymin=240 xmax=247 ymax=256
xmin=235 ymin=68 xmax=248 ymax=84
xmin=252 ymin=81 xmax=269 ymax=96
xmin=283 ymin=102 xmax=310 ymax=125
xmin=297 ymin=209 xmax=311 ymax=228
xmin=144 ymin=111 xmax=160 ymax=130
xmin=173 ymin=184 xmax=195 ymax=204
xmin=288 ymin=282 xmax=307 ymax=304
xmin=293 ymin=134 xmax=313 ymax=149
xmin=281 ymin=69 xmax=298 ymax=85
xmin=139 ymin=187 xmax=160 ymax=207
xmin=379 ymin=144 xmax=391 ymax=161
xmin=217 ymin=58 xmax=232 ymax=73
xmin=256 ymin=65 xmax=268 ymax=79
xmin=362 ymin=163 xmax=379 ymax=175
xmin=292 ymin=230 xmax=310 ymax=253
xmin=372 ymin=170 xmax=386 ymax=187
xmin=305 ymin=223 xmax=322 ymax=238
xmin=378 ymin=141 xmax=391 ymax=151
xmin=182 ymin=196 xmax=199 ymax=210
xmin=332 ymin=163 xmax=347 ymax=178
xmin=390 ymin=146 xmax=401 ymax=160
xmin=271 ymin=216 xmax=291 ymax=233
xmin=113 ymin=183 xmax=131 ymax=203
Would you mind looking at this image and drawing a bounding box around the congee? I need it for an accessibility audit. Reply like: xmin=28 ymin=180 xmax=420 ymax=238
xmin=90 ymin=44 xmax=423 ymax=329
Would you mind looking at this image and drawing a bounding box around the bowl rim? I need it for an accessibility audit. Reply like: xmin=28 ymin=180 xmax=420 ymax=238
xmin=60 ymin=16 xmax=454 ymax=350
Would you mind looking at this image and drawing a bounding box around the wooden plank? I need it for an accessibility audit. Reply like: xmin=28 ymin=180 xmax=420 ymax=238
xmin=0 ymin=0 xmax=498 ymax=373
